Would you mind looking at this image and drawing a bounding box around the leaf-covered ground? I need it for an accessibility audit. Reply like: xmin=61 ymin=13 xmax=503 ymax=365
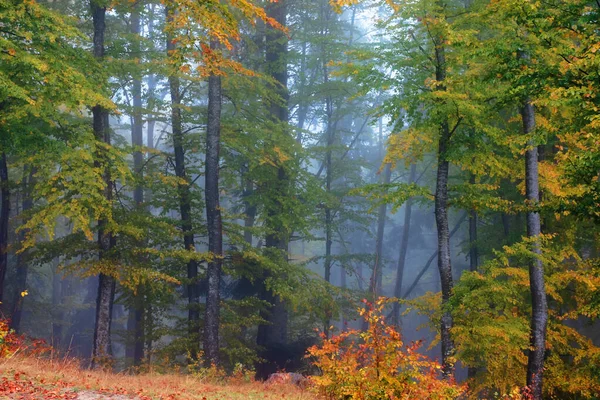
xmin=0 ymin=356 xmax=317 ymax=400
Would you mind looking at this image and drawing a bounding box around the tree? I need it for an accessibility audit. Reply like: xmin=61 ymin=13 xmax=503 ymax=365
xmin=255 ymin=0 xmax=292 ymax=380
xmin=203 ymin=39 xmax=223 ymax=366
xmin=0 ymin=0 xmax=110 ymax=309
xmin=90 ymin=0 xmax=117 ymax=368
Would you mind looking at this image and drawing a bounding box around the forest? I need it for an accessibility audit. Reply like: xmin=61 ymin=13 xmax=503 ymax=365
xmin=1 ymin=0 xmax=600 ymax=399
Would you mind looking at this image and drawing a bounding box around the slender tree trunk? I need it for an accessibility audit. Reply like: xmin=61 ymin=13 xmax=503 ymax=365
xmin=469 ymin=175 xmax=479 ymax=272
xmin=521 ymin=94 xmax=548 ymax=399
xmin=256 ymin=0 xmax=289 ymax=380
xmin=0 ymin=153 xmax=9 ymax=306
xmin=501 ymin=213 xmax=511 ymax=238
xmin=467 ymin=177 xmax=479 ymax=380
xmin=91 ymin=1 xmax=116 ymax=368
xmin=323 ymin=60 xmax=334 ymax=337
xmin=146 ymin=4 xmax=157 ymax=151
xmin=165 ymin=6 xmax=200 ymax=355
xmin=433 ymin=37 xmax=455 ymax=378
xmin=126 ymin=6 xmax=145 ymax=367
xmin=391 ymin=163 xmax=416 ymax=325
xmin=203 ymin=41 xmax=223 ymax=366
xmin=242 ymin=167 xmax=256 ymax=245
xmin=369 ymin=163 xmax=391 ymax=298
xmin=51 ymin=263 xmax=63 ymax=348
xmin=10 ymin=166 xmax=35 ymax=333
xmin=362 ymin=161 xmax=390 ymax=332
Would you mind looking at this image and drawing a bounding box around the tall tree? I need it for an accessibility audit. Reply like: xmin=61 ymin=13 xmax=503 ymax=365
xmin=10 ymin=166 xmax=35 ymax=333
xmin=521 ymin=82 xmax=547 ymax=399
xmin=165 ymin=5 xmax=201 ymax=356
xmin=432 ymin=21 xmax=457 ymax=377
xmin=256 ymin=0 xmax=290 ymax=379
xmin=203 ymin=40 xmax=223 ymax=366
xmin=127 ymin=3 xmax=146 ymax=367
xmin=91 ymin=0 xmax=117 ymax=368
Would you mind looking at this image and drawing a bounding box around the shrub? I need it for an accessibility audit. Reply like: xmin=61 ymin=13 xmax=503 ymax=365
xmin=307 ymin=297 xmax=464 ymax=400
xmin=0 ymin=318 xmax=50 ymax=359
xmin=0 ymin=319 xmax=23 ymax=358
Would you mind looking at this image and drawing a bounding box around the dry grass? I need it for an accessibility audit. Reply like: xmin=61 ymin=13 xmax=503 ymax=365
xmin=0 ymin=355 xmax=318 ymax=399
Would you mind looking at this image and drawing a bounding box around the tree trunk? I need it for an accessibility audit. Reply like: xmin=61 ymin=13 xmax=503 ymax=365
xmin=467 ymin=177 xmax=478 ymax=379
xmin=368 ymin=163 xmax=391 ymax=298
xmin=165 ymin=6 xmax=201 ymax=356
xmin=256 ymin=0 xmax=289 ymax=380
xmin=10 ymin=166 xmax=35 ymax=333
xmin=51 ymin=263 xmax=63 ymax=348
xmin=127 ymin=5 xmax=145 ymax=367
xmin=469 ymin=174 xmax=479 ymax=273
xmin=242 ymin=166 xmax=256 ymax=245
xmin=521 ymin=94 xmax=548 ymax=400
xmin=203 ymin=40 xmax=223 ymax=366
xmin=0 ymin=153 xmax=9 ymax=306
xmin=323 ymin=59 xmax=334 ymax=337
xmin=391 ymin=163 xmax=416 ymax=326
xmin=361 ymin=162 xmax=390 ymax=332
xmin=91 ymin=0 xmax=116 ymax=369
xmin=433 ymin=37 xmax=455 ymax=378
xmin=368 ymin=117 xmax=391 ymax=298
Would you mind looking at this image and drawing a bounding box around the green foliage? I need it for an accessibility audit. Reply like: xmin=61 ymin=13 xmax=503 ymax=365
xmin=450 ymin=235 xmax=600 ymax=398
xmin=0 ymin=0 xmax=112 ymax=151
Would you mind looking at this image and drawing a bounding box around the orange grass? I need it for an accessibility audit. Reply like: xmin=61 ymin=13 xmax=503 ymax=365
xmin=0 ymin=355 xmax=318 ymax=399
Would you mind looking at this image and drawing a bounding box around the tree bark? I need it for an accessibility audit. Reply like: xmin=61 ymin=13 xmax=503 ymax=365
xmin=391 ymin=163 xmax=416 ymax=326
xmin=203 ymin=40 xmax=223 ymax=367
xmin=165 ymin=6 xmax=201 ymax=356
xmin=10 ymin=166 xmax=35 ymax=333
xmin=521 ymin=93 xmax=548 ymax=400
xmin=91 ymin=0 xmax=116 ymax=369
xmin=0 ymin=152 xmax=9 ymax=306
xmin=433 ymin=36 xmax=455 ymax=378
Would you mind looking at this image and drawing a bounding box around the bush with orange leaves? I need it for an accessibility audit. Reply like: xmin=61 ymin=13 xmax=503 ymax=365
xmin=0 ymin=318 xmax=23 ymax=358
xmin=0 ymin=318 xmax=49 ymax=359
xmin=307 ymin=297 xmax=464 ymax=400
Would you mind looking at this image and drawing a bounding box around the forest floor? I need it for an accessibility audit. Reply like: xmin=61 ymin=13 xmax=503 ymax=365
xmin=0 ymin=355 xmax=317 ymax=400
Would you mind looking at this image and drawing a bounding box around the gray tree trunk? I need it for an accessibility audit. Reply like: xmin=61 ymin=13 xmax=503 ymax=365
xmin=91 ymin=0 xmax=116 ymax=369
xmin=165 ymin=6 xmax=201 ymax=357
xmin=10 ymin=166 xmax=35 ymax=333
xmin=127 ymin=5 xmax=145 ymax=367
xmin=203 ymin=40 xmax=223 ymax=366
xmin=433 ymin=37 xmax=455 ymax=379
xmin=521 ymin=95 xmax=548 ymax=400
xmin=391 ymin=163 xmax=416 ymax=325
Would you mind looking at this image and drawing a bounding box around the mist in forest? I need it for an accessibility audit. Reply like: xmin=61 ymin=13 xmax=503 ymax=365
xmin=2 ymin=0 xmax=600 ymax=398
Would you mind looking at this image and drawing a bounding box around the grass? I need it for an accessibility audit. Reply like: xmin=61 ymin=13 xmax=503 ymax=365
xmin=0 ymin=355 xmax=318 ymax=399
